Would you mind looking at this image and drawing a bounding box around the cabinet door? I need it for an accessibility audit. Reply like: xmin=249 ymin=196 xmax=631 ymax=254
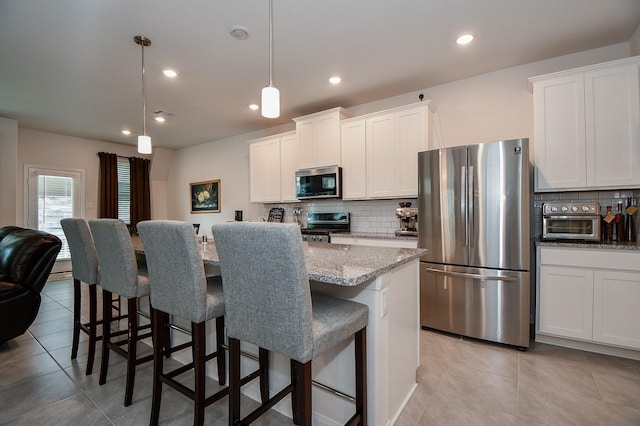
xmin=397 ymin=108 xmax=426 ymax=197
xmin=314 ymin=114 xmax=342 ymax=167
xmin=585 ymin=64 xmax=640 ymax=188
xmin=593 ymin=270 xmax=640 ymax=349
xmin=533 ymin=75 xmax=586 ymax=191
xmin=538 ymin=265 xmax=593 ymax=340
xmin=280 ymin=133 xmax=299 ymax=202
xmin=297 ymin=120 xmax=315 ymax=170
xmin=341 ymin=119 xmax=367 ymax=200
xmin=249 ymin=138 xmax=281 ymax=203
xmin=367 ymin=113 xmax=398 ymax=198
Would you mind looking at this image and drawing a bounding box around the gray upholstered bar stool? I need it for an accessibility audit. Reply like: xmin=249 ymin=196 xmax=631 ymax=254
xmin=88 ymin=219 xmax=153 ymax=407
xmin=138 ymin=220 xmax=269 ymax=425
xmin=213 ymin=222 xmax=369 ymax=426
xmin=61 ymin=218 xmax=125 ymax=375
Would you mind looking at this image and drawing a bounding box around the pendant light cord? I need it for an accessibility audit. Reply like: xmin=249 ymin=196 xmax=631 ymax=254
xmin=268 ymin=0 xmax=273 ymax=87
xmin=141 ymin=38 xmax=147 ymax=136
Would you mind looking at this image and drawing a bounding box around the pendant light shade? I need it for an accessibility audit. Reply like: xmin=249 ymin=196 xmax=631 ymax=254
xmin=137 ymin=135 xmax=152 ymax=154
xmin=261 ymin=85 xmax=280 ymax=118
xmin=261 ymin=0 xmax=279 ymax=118
xmin=134 ymin=35 xmax=152 ymax=154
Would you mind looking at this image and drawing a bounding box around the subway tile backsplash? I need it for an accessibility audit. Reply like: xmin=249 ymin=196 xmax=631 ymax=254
xmin=532 ymin=189 xmax=640 ymax=240
xmin=262 ymin=199 xmax=416 ymax=235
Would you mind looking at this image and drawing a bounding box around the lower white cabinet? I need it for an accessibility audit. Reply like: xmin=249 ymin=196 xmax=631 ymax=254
xmin=537 ymin=246 xmax=640 ymax=353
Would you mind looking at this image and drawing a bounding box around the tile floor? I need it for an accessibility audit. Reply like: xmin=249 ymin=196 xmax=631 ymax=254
xmin=1 ymin=275 xmax=639 ymax=425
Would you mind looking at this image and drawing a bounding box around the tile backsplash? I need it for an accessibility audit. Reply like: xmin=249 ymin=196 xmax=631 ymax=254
xmin=262 ymin=199 xmax=416 ymax=235
xmin=532 ymin=189 xmax=640 ymax=240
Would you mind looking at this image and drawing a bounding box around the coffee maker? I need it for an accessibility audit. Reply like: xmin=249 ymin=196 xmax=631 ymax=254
xmin=395 ymin=202 xmax=418 ymax=236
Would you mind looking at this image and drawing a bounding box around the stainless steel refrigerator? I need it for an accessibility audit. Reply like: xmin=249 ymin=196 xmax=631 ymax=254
xmin=418 ymin=138 xmax=530 ymax=348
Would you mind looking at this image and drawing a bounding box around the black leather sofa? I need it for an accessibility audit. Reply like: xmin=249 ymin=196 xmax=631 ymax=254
xmin=0 ymin=226 xmax=62 ymax=344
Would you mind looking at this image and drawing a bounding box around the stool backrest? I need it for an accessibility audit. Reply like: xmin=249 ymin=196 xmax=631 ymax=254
xmin=61 ymin=218 xmax=100 ymax=285
xmin=88 ymin=219 xmax=139 ymax=298
xmin=137 ymin=220 xmax=209 ymax=323
xmin=213 ymin=222 xmax=313 ymax=362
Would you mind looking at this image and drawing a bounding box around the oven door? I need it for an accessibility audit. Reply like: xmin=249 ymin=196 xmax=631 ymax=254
xmin=542 ymin=215 xmax=601 ymax=241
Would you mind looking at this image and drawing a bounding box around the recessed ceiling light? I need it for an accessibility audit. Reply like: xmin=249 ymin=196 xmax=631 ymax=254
xmin=154 ymin=116 xmax=166 ymax=123
xmin=230 ymin=25 xmax=251 ymax=40
xmin=162 ymin=69 xmax=178 ymax=78
xmin=249 ymin=104 xmax=259 ymax=111
xmin=329 ymin=76 xmax=342 ymax=85
xmin=121 ymin=129 xmax=131 ymax=135
xmin=456 ymin=34 xmax=474 ymax=45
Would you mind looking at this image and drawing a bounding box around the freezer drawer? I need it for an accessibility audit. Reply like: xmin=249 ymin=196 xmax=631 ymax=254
xmin=420 ymin=262 xmax=530 ymax=348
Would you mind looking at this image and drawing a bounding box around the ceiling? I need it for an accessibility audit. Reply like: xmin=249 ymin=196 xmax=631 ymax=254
xmin=1 ymin=0 xmax=639 ymax=150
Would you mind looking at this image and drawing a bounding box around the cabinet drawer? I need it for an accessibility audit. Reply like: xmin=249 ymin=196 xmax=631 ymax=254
xmin=539 ymin=247 xmax=640 ymax=271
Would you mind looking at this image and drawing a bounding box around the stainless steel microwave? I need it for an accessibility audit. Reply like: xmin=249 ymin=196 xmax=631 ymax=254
xmin=295 ymin=166 xmax=342 ymax=200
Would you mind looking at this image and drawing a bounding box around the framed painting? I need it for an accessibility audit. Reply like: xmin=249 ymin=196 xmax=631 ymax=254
xmin=190 ymin=180 xmax=220 ymax=213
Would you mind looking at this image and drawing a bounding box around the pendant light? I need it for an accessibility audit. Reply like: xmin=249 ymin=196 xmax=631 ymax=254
xmin=134 ymin=35 xmax=152 ymax=154
xmin=261 ymin=0 xmax=279 ymax=118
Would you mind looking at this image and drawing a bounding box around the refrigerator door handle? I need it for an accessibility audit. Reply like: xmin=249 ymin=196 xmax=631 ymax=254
xmin=461 ymin=165 xmax=467 ymax=247
xmin=468 ymin=165 xmax=474 ymax=249
xmin=423 ymin=267 xmax=519 ymax=282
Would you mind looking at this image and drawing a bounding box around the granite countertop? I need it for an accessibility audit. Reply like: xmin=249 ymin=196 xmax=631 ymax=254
xmin=332 ymin=232 xmax=418 ymax=241
xmin=133 ymin=237 xmax=427 ymax=287
xmin=536 ymin=239 xmax=640 ymax=251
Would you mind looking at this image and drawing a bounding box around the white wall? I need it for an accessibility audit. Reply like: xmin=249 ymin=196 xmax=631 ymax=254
xmin=16 ymin=128 xmax=169 ymax=225
xmin=0 ymin=117 xmax=18 ymax=226
xmin=167 ymin=43 xmax=631 ymax=228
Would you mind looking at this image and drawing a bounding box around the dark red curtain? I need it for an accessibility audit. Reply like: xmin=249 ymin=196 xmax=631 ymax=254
xmin=98 ymin=152 xmax=118 ymax=218
xmin=130 ymin=157 xmax=151 ymax=226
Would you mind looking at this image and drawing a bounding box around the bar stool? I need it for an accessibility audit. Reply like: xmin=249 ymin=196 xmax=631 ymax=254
xmin=213 ymin=222 xmax=368 ymax=426
xmin=88 ymin=219 xmax=154 ymax=407
xmin=137 ymin=220 xmax=269 ymax=425
xmin=61 ymin=218 xmax=124 ymax=375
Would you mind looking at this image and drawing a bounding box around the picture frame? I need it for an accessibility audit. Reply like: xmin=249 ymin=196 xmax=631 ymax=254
xmin=190 ymin=179 xmax=220 ymax=213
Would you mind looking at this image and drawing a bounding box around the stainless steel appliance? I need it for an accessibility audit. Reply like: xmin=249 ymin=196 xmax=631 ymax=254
xmin=296 ymin=166 xmax=342 ymax=200
xmin=395 ymin=202 xmax=418 ymax=237
xmin=300 ymin=212 xmax=350 ymax=243
xmin=418 ymin=138 xmax=530 ymax=348
xmin=542 ymin=201 xmax=601 ymax=241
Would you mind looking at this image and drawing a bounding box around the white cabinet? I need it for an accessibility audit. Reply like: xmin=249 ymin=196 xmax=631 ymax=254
xmin=294 ymin=107 xmax=353 ymax=169
xmin=340 ymin=103 xmax=434 ymax=200
xmin=531 ymin=57 xmax=640 ymax=191
xmin=249 ymin=131 xmax=298 ymax=203
xmin=536 ymin=246 xmax=640 ymax=354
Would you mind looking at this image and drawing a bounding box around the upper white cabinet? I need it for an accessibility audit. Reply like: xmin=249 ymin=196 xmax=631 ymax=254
xmin=294 ymin=107 xmax=353 ymax=169
xmin=340 ymin=103 xmax=434 ymax=200
xmin=531 ymin=57 xmax=640 ymax=191
xmin=249 ymin=131 xmax=298 ymax=203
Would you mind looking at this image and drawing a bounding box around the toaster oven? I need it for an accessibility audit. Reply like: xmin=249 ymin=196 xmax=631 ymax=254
xmin=542 ymin=201 xmax=601 ymax=241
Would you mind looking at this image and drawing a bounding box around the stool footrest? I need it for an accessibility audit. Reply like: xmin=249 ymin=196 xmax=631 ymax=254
xmin=241 ymin=384 xmax=293 ymax=424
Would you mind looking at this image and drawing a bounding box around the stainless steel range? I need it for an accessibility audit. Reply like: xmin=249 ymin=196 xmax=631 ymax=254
xmin=300 ymin=212 xmax=350 ymax=243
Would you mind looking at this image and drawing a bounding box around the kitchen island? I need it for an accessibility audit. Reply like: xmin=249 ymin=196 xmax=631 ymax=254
xmin=133 ymin=238 xmax=426 ymax=425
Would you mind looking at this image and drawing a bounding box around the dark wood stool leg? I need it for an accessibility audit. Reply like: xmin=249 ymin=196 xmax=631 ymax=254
xmin=150 ymin=308 xmax=165 ymax=426
xmin=193 ymin=321 xmax=206 ymax=425
xmin=98 ymin=289 xmax=112 ymax=385
xmin=163 ymin=312 xmax=171 ymax=358
xmin=298 ymin=360 xmax=312 ymax=426
xmin=355 ymin=328 xmax=367 ymax=426
xmin=259 ymin=347 xmax=269 ymax=403
xmin=290 ymin=359 xmax=299 ymax=425
xmin=124 ymin=297 xmax=138 ymax=406
xmin=216 ymin=316 xmax=226 ymax=386
xmin=71 ymin=278 xmax=81 ymax=360
xmin=228 ymin=337 xmax=241 ymax=426
xmin=86 ymin=284 xmax=98 ymax=375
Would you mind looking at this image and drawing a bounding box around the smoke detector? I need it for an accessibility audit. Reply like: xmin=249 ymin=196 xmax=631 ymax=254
xmin=229 ymin=25 xmax=250 ymax=40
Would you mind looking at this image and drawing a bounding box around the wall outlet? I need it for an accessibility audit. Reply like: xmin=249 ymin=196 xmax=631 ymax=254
xmin=381 ymin=288 xmax=388 ymax=317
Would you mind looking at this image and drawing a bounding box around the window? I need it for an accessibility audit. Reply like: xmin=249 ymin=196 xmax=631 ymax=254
xmin=25 ymin=165 xmax=84 ymax=260
xmin=117 ymin=158 xmax=131 ymax=223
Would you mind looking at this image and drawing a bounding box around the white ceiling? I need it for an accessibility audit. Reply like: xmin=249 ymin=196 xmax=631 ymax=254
xmin=1 ymin=0 xmax=639 ymax=150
